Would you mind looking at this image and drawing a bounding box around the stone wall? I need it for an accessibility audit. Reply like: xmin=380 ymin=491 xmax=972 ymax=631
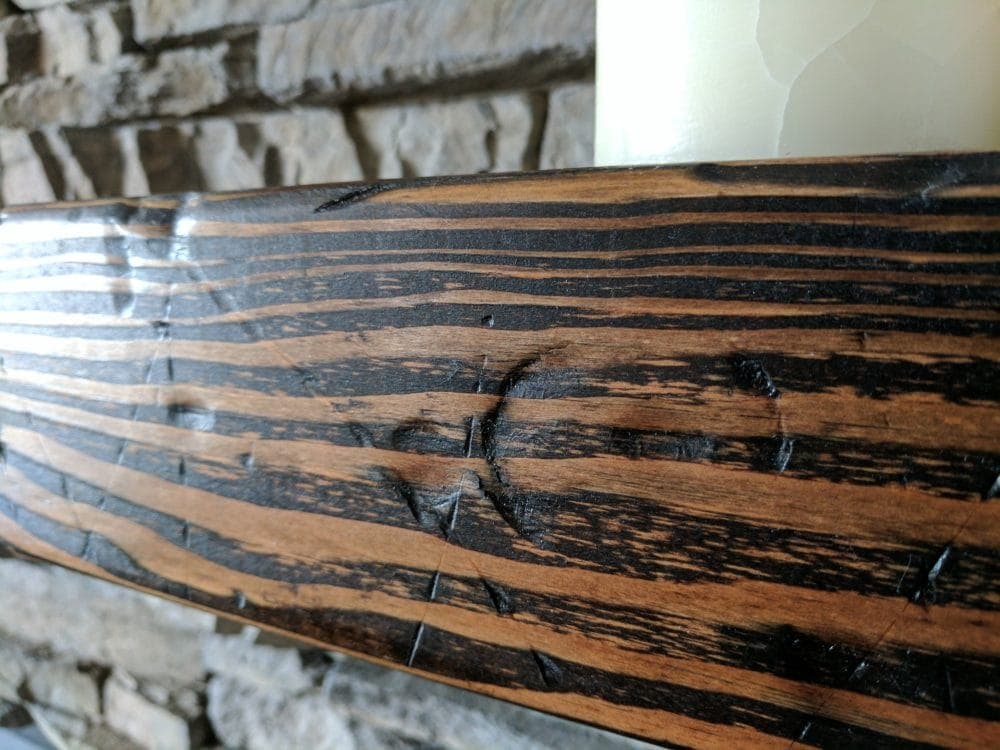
xmin=0 ymin=0 xmax=595 ymax=206
xmin=0 ymin=559 xmax=650 ymax=750
xmin=0 ymin=1 xmax=602 ymax=747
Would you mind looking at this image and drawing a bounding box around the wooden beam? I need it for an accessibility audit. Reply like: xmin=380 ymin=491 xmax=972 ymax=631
xmin=1 ymin=153 xmax=998 ymax=747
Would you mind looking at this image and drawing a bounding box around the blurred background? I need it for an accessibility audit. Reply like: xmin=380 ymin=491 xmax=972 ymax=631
xmin=0 ymin=0 xmax=618 ymax=748
xmin=0 ymin=0 xmax=594 ymax=206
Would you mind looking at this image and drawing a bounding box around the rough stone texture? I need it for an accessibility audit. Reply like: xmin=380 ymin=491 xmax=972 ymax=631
xmin=0 ymin=560 xmax=647 ymax=749
xmin=24 ymin=662 xmax=100 ymax=719
xmin=201 ymin=632 xmax=311 ymax=692
xmin=258 ymin=0 xmax=594 ymax=102
xmin=0 ymin=44 xmax=230 ymax=129
xmin=0 ymin=559 xmax=215 ymax=685
xmin=36 ymin=3 xmax=123 ymax=78
xmin=0 ymin=642 xmax=27 ymax=702
xmin=0 ymin=0 xmax=593 ymax=206
xmin=207 ymin=677 xmax=357 ymax=750
xmin=104 ymin=671 xmax=196 ymax=750
xmin=0 ymin=128 xmax=55 ymax=204
xmin=132 ymin=0 xmax=312 ymax=42
xmin=11 ymin=0 xmax=68 ymax=9
xmin=356 ymin=92 xmax=539 ymax=178
xmin=239 ymin=108 xmax=364 ymax=188
xmin=0 ymin=0 xmax=592 ymax=130
xmin=540 ymin=81 xmax=595 ymax=169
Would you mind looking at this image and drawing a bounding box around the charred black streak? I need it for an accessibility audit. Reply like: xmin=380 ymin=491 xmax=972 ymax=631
xmin=181 ymin=520 xmax=190 ymax=549
xmin=480 ymin=355 xmax=560 ymax=544
xmin=849 ymin=659 xmax=870 ymax=682
xmin=390 ymin=419 xmax=453 ymax=454
xmin=475 ymin=355 xmax=488 ymax=394
xmin=292 ymin=365 xmax=320 ymax=393
xmin=177 ymin=457 xmax=186 ymax=479
xmin=426 ymin=570 xmax=441 ymax=602
xmin=984 ymin=474 xmax=1000 ymax=501
xmin=910 ymin=545 xmax=953 ymax=605
xmin=531 ymin=650 xmax=563 ymax=690
xmin=482 ymin=579 xmax=515 ymax=615
xmin=753 ymin=434 xmax=794 ymax=473
xmin=405 ymin=621 xmax=425 ymax=667
xmin=347 ymin=422 xmax=375 ymax=448
xmin=917 ymin=162 xmax=967 ymax=205
xmin=80 ymin=530 xmax=94 ymax=561
xmin=379 ymin=468 xmax=462 ymax=537
xmin=314 ymin=184 xmax=392 ymax=213
xmin=166 ymin=402 xmax=216 ymax=432
xmin=464 ymin=416 xmax=476 ymax=458
xmin=732 ymin=355 xmax=780 ymax=399
xmin=111 ymin=292 xmax=135 ymax=316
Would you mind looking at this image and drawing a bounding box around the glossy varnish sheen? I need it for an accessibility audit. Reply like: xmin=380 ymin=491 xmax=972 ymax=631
xmin=0 ymin=153 xmax=998 ymax=747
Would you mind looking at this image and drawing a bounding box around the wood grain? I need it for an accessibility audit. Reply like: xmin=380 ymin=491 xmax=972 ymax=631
xmin=1 ymin=153 xmax=998 ymax=747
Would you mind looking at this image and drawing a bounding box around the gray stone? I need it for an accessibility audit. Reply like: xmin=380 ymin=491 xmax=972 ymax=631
xmin=207 ymin=676 xmax=356 ymax=750
xmin=104 ymin=671 xmax=193 ymax=750
xmin=132 ymin=0 xmax=312 ymax=42
xmin=317 ymin=656 xmax=655 ymax=750
xmin=0 ymin=642 xmax=27 ymax=702
xmin=357 ymin=92 xmax=537 ymax=178
xmin=191 ymin=118 xmax=263 ymax=192
xmin=10 ymin=0 xmax=67 ymax=9
xmin=24 ymin=662 xmax=100 ymax=719
xmin=27 ymin=703 xmax=89 ymax=741
xmin=540 ymin=81 xmax=595 ymax=169
xmin=123 ymin=44 xmax=230 ymax=120
xmin=0 ymin=44 xmax=230 ymax=129
xmin=0 ymin=68 xmax=116 ymax=129
xmin=0 ymin=560 xmax=214 ymax=686
xmin=250 ymin=108 xmax=364 ymax=186
xmin=201 ymin=632 xmax=312 ymax=692
xmin=0 ymin=26 xmax=7 ymax=86
xmin=257 ymin=0 xmax=595 ymax=102
xmin=0 ymin=128 xmax=56 ymax=205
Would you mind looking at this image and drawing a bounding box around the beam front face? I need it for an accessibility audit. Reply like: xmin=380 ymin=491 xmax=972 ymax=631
xmin=1 ymin=154 xmax=998 ymax=747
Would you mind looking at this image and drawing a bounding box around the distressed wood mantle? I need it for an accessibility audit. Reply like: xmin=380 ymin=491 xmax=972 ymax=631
xmin=1 ymin=153 xmax=998 ymax=747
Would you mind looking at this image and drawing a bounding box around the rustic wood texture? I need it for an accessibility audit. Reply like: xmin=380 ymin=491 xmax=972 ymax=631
xmin=0 ymin=153 xmax=998 ymax=747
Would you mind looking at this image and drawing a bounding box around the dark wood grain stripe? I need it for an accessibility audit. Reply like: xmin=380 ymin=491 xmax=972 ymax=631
xmin=1 ymin=153 xmax=998 ymax=748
